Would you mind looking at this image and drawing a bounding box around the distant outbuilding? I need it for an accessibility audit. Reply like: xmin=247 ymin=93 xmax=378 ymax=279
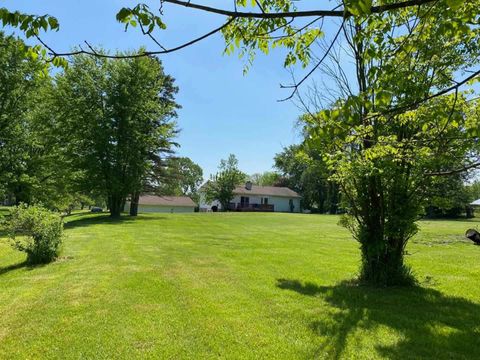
xmin=470 ymin=199 xmax=480 ymax=206
xmin=124 ymin=195 xmax=196 ymax=213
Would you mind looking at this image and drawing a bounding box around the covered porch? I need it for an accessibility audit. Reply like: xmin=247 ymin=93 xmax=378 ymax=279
xmin=227 ymin=202 xmax=274 ymax=212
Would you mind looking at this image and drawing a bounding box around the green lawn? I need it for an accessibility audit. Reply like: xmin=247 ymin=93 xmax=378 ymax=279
xmin=0 ymin=212 xmax=479 ymax=359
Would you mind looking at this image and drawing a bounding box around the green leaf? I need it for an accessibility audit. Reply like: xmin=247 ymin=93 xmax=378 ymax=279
xmin=376 ymin=90 xmax=391 ymax=107
xmin=346 ymin=0 xmax=372 ymax=16
xmin=446 ymin=0 xmax=462 ymax=10
xmin=116 ymin=8 xmax=132 ymax=22
xmin=47 ymin=16 xmax=59 ymax=30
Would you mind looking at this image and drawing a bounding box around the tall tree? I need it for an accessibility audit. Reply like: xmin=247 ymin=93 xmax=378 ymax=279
xmin=275 ymin=144 xmax=340 ymax=213
xmin=54 ymin=52 xmax=179 ymax=217
xmin=205 ymin=154 xmax=246 ymax=211
xmin=11 ymin=78 xmax=81 ymax=210
xmin=169 ymin=157 xmax=203 ymax=203
xmin=248 ymin=171 xmax=281 ymax=187
xmin=0 ymin=32 xmax=46 ymax=204
xmin=148 ymin=157 xmax=204 ymax=204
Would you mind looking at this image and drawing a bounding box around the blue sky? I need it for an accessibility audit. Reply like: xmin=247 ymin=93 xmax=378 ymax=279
xmin=5 ymin=0 xmax=336 ymax=178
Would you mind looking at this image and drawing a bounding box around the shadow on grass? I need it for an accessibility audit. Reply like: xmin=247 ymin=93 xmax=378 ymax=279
xmin=0 ymin=260 xmax=47 ymax=276
xmin=277 ymin=278 xmax=480 ymax=359
xmin=0 ymin=261 xmax=28 ymax=275
xmin=64 ymin=213 xmax=167 ymax=229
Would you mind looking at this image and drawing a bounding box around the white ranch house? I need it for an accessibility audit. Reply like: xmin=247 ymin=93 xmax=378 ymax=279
xmin=125 ymin=195 xmax=196 ymax=213
xmin=200 ymin=181 xmax=301 ymax=213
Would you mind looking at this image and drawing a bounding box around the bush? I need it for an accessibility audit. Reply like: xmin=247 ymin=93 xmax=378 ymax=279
xmin=6 ymin=204 xmax=64 ymax=264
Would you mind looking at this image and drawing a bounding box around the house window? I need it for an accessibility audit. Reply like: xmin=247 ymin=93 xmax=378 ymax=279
xmin=261 ymin=197 xmax=268 ymax=205
xmin=240 ymin=196 xmax=249 ymax=206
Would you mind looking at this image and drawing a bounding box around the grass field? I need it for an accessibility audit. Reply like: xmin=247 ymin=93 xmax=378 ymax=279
xmin=0 ymin=212 xmax=479 ymax=359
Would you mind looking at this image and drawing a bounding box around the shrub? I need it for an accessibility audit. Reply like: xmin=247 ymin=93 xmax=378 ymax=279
xmin=6 ymin=204 xmax=64 ymax=264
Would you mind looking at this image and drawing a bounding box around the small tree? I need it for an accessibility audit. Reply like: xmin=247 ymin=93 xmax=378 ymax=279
xmin=205 ymin=154 xmax=246 ymax=211
xmin=6 ymin=204 xmax=64 ymax=264
xmin=307 ymin=94 xmax=479 ymax=286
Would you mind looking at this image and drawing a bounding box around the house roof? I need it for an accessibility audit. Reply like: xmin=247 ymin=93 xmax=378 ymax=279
xmin=138 ymin=195 xmax=196 ymax=207
xmin=233 ymin=185 xmax=301 ymax=198
xmin=470 ymin=199 xmax=480 ymax=206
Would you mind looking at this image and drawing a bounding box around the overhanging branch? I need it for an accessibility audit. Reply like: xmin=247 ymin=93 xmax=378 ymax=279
xmin=36 ymin=17 xmax=236 ymax=59
xmin=279 ymin=19 xmax=345 ymax=102
xmin=162 ymin=0 xmax=438 ymax=19
xmin=368 ymin=68 xmax=480 ymax=120
xmin=425 ymin=161 xmax=480 ymax=176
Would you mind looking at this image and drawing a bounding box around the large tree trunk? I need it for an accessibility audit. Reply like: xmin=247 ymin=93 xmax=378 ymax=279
xmin=356 ymin=174 xmax=415 ymax=286
xmin=359 ymin=234 xmax=408 ymax=286
xmin=109 ymin=194 xmax=124 ymax=217
xmin=129 ymin=191 xmax=140 ymax=216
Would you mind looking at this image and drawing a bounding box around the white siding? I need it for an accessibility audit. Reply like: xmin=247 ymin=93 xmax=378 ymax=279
xmin=199 ymin=191 xmax=301 ymax=213
xmin=199 ymin=193 xmax=221 ymax=211
xmin=231 ymin=195 xmax=301 ymax=213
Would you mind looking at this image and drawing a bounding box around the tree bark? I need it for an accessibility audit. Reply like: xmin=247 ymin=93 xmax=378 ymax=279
xmin=109 ymin=194 xmax=124 ymax=217
xmin=129 ymin=191 xmax=140 ymax=216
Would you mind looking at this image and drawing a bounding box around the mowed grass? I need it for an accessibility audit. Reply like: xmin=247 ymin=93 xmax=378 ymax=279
xmin=0 ymin=212 xmax=479 ymax=359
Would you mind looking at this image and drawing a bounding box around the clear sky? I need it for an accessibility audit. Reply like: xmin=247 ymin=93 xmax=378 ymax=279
xmin=5 ymin=0 xmax=331 ymax=179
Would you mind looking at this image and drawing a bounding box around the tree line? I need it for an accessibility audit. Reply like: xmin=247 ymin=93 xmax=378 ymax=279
xmin=0 ymin=32 xmax=203 ymax=217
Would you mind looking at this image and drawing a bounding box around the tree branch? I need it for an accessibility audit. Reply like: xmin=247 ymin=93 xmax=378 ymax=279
xmin=370 ymin=68 xmax=480 ymax=119
xmin=162 ymin=0 xmax=438 ymax=19
xmin=425 ymin=161 xmax=480 ymax=176
xmin=279 ymin=19 xmax=345 ymax=101
xmin=36 ymin=17 xmax=236 ymax=59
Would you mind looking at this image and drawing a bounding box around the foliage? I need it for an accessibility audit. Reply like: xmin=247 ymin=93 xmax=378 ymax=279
xmin=0 ymin=34 xmax=181 ymax=217
xmin=0 ymin=7 xmax=66 ymax=66
xmin=5 ymin=204 xmax=63 ymax=264
xmin=159 ymin=157 xmax=204 ymax=203
xmin=274 ymin=144 xmax=340 ymax=213
xmin=53 ymin=52 xmax=180 ymax=217
xmin=424 ymin=175 xmax=471 ymax=218
xmin=295 ymin=3 xmax=480 ymax=285
xmin=221 ymin=1 xmax=323 ymax=72
xmin=307 ymin=95 xmax=479 ymax=285
xmin=0 ymin=32 xmax=46 ymax=203
xmin=466 ymin=180 xmax=480 ymax=202
xmin=248 ymin=171 xmax=281 ymax=186
xmin=204 ymin=154 xmax=246 ymax=210
xmin=173 ymin=157 xmax=203 ymax=197
xmin=0 ymin=8 xmax=59 ymax=37
xmin=0 ymin=32 xmax=86 ymax=210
